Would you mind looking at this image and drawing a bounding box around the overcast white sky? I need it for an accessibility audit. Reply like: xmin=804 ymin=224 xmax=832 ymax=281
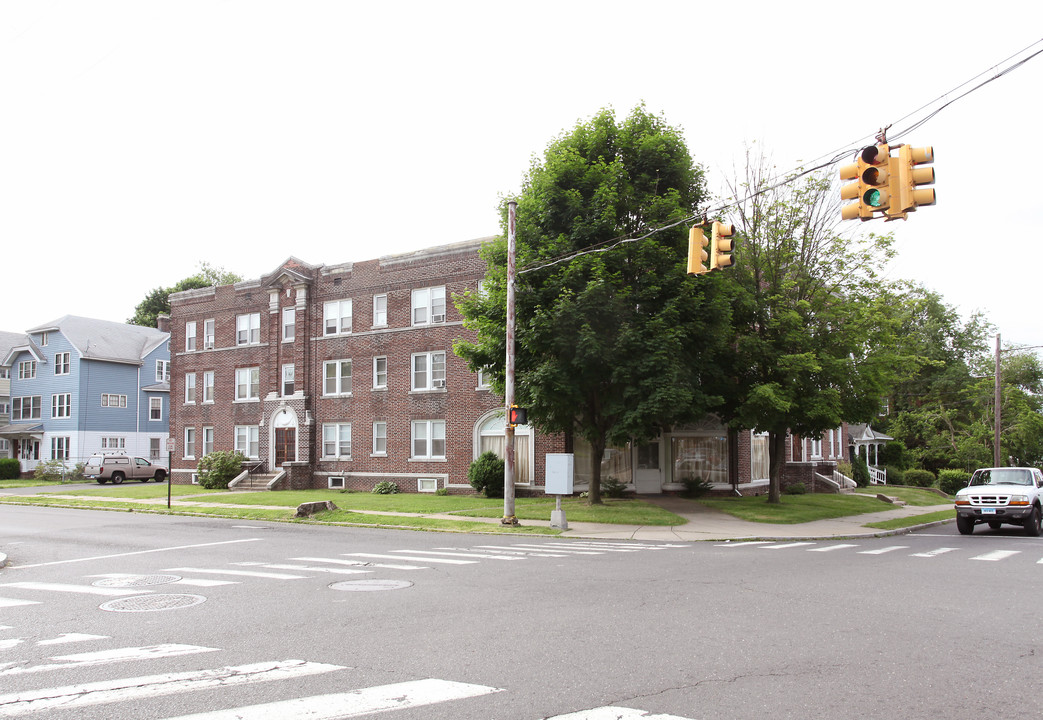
xmin=3 ymin=1 xmax=1042 ymax=353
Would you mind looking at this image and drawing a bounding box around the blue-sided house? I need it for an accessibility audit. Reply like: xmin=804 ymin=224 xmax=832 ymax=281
xmin=0 ymin=316 xmax=170 ymax=474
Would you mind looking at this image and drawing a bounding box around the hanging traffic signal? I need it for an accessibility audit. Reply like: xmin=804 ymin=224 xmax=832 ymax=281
xmin=686 ymin=225 xmax=709 ymax=275
xmin=886 ymin=145 xmax=935 ymax=220
xmin=840 ymin=144 xmax=891 ymax=221
xmin=508 ymin=405 xmax=527 ymax=427
xmin=709 ymin=221 xmax=735 ymax=270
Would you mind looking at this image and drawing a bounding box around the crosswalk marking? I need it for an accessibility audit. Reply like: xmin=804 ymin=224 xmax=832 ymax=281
xmin=717 ymin=541 xmax=773 ymax=548
xmin=158 ymin=678 xmax=503 ymax=720
xmin=162 ymin=567 xmax=308 ymax=580
xmin=408 ymin=549 xmax=524 ymax=561
xmin=37 ymin=633 xmax=108 ymax=646
xmin=343 ymin=553 xmax=476 ymax=565
xmin=0 ymin=659 xmax=345 ymax=717
xmin=0 ymin=644 xmax=218 ymax=678
xmin=172 ymin=578 xmax=240 ymax=587
xmin=911 ymin=547 xmax=959 ymax=558
xmin=0 ymin=582 xmax=148 ymax=597
xmin=0 ymin=639 xmax=23 ymax=651
xmin=857 ymin=546 xmax=909 ymax=555
xmin=296 ymin=557 xmax=431 ymax=571
xmin=500 ymin=544 xmax=604 ymax=555
xmin=809 ymin=544 xmax=860 ymax=552
xmin=473 ymin=545 xmax=570 ymax=557
xmin=547 ymin=706 xmax=694 ymax=719
xmin=233 ymin=562 xmax=371 ymax=576
xmin=0 ymin=599 xmax=38 ymax=609
xmin=762 ymin=542 xmax=815 ymax=550
xmin=972 ymin=550 xmax=1021 ymax=561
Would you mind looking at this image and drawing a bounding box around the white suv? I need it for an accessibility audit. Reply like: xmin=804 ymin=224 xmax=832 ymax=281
xmin=83 ymin=454 xmax=168 ymax=484
xmin=954 ymin=466 xmax=1043 ymax=536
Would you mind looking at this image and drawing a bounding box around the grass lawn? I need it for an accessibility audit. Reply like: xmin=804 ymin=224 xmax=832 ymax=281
xmin=854 ymin=486 xmax=952 ymax=506
xmin=863 ymin=509 xmax=955 ymax=530
xmin=43 ymin=484 xmax=226 ymax=499
xmin=697 ymin=493 xmax=896 ymax=524
xmin=0 ymin=479 xmax=85 ymax=489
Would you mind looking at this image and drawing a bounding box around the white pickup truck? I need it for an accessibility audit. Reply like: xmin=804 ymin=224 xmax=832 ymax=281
xmin=83 ymin=454 xmax=168 ymax=484
xmin=954 ymin=466 xmax=1043 ymax=536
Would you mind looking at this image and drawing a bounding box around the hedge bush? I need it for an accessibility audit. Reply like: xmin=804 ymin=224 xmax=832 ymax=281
xmin=372 ymin=481 xmax=399 ymax=494
xmin=904 ymin=468 xmax=937 ymax=488
xmin=938 ymin=469 xmax=971 ymax=496
xmin=196 ymin=450 xmax=246 ymax=489
xmin=0 ymin=458 xmax=21 ymax=480
xmin=852 ymin=456 xmax=871 ymax=487
xmin=883 ymin=466 xmax=905 ymax=485
xmin=468 ymin=451 xmax=505 ymax=498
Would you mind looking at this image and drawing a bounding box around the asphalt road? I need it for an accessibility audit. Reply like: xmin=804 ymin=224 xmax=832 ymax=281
xmin=1 ymin=504 xmax=1041 ymax=719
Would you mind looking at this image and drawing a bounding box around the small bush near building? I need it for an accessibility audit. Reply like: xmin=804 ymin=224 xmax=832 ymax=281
xmin=602 ymin=476 xmax=629 ymax=498
xmin=852 ymin=456 xmax=871 ymax=487
xmin=196 ymin=450 xmax=246 ymax=490
xmin=904 ymin=468 xmax=937 ymax=488
xmin=681 ymin=476 xmax=714 ymax=498
xmin=784 ymin=482 xmax=807 ymax=495
xmin=33 ymin=460 xmax=84 ymax=483
xmin=468 ymin=451 xmax=505 ymax=498
xmin=0 ymin=458 xmax=23 ymax=480
xmin=372 ymin=481 xmax=400 ymax=494
xmin=883 ymin=466 xmax=905 ymax=485
xmin=938 ymin=469 xmax=971 ymax=496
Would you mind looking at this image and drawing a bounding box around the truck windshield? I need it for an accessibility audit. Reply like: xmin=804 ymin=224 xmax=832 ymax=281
xmin=970 ymin=469 xmax=1034 ymax=486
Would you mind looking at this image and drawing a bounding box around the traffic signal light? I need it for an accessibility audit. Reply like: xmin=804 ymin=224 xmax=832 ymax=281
xmin=508 ymin=405 xmax=527 ymax=427
xmin=840 ymin=144 xmax=891 ymax=221
xmin=709 ymin=221 xmax=735 ymax=270
xmin=686 ymin=225 xmax=709 ymax=275
xmin=886 ymin=145 xmax=935 ymax=220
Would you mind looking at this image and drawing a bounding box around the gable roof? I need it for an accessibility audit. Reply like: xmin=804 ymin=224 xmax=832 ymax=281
xmin=0 ymin=331 xmax=28 ymax=367
xmin=24 ymin=316 xmax=169 ymax=366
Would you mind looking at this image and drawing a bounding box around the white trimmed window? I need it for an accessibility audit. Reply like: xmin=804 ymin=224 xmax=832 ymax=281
xmin=411 ymin=419 xmax=446 ymax=459
xmin=236 ymin=313 xmax=260 ymax=345
xmin=282 ymin=307 xmax=296 ymax=341
xmin=18 ymin=361 xmax=36 ymax=379
xmin=204 ymin=319 xmax=216 ymax=349
xmin=185 ymin=373 xmax=196 ymax=404
xmin=51 ymin=436 xmax=70 ymax=460
xmin=149 ymin=397 xmax=162 ymax=421
xmin=418 ymin=477 xmax=438 ymax=493
xmin=373 ymin=356 xmax=387 ymax=390
xmin=324 ymin=299 xmax=352 ymax=336
xmin=51 ymin=393 xmax=71 ymax=419
xmin=156 ymin=359 xmax=170 ymax=382
xmin=101 ymin=437 xmax=125 ymax=450
xmin=39 ymin=332 xmax=48 ymax=347
xmin=411 ymin=286 xmax=446 ymax=325
xmin=412 ymin=351 xmax=446 ymax=390
xmin=810 ymin=438 xmax=823 ymax=459
xmin=477 ymin=367 xmax=491 ymax=390
xmin=101 ymin=393 xmax=127 ymax=408
xmin=323 ymin=360 xmax=352 ymax=396
xmin=235 ymin=425 xmax=259 ymax=459
xmin=373 ymin=294 xmax=387 ymax=327
xmin=235 ymin=367 xmax=260 ymax=401
xmin=185 ymin=321 xmax=197 ymax=351
xmin=12 ymin=396 xmax=41 ymax=420
xmin=322 ymin=423 xmax=352 ymax=459
xmin=54 ymin=352 xmax=70 ymax=375
xmin=373 ymin=421 xmax=387 ymax=455
xmin=282 ymin=364 xmax=295 ymax=396
xmin=203 ymin=371 xmax=215 ymax=403
xmin=202 ymin=426 xmax=214 ymax=456
xmin=184 ymin=427 xmax=196 ymax=459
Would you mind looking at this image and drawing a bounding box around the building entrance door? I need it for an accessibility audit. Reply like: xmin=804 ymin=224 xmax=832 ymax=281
xmin=633 ymin=441 xmax=662 ymax=494
xmin=275 ymin=428 xmax=295 ymax=466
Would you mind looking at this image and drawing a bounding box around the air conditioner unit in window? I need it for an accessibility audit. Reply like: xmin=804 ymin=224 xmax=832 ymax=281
xmin=432 ymin=314 xmax=445 ymax=323
xmin=433 ymin=379 xmax=446 ymax=388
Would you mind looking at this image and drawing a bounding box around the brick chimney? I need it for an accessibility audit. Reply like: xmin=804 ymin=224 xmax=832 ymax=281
xmin=156 ymin=313 xmax=170 ymax=333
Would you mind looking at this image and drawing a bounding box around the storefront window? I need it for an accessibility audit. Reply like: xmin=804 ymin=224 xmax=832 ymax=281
xmin=671 ymin=435 xmax=727 ymax=485
xmin=751 ymin=433 xmax=770 ymax=481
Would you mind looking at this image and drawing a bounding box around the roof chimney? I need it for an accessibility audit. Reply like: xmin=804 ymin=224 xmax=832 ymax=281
xmin=156 ymin=313 xmax=170 ymax=333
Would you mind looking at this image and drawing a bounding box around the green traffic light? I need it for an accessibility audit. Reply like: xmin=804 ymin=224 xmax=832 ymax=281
xmin=863 ymin=189 xmax=884 ymax=207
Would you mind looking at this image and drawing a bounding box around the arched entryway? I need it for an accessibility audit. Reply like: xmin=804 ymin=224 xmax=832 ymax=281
xmin=270 ymin=407 xmax=299 ymax=468
xmin=473 ymin=410 xmax=533 ymax=485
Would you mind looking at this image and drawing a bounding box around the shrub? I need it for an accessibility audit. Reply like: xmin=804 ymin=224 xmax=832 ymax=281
xmin=681 ymin=475 xmax=714 ymax=498
xmin=878 ymin=440 xmax=911 ymax=470
xmin=852 ymin=456 xmax=871 ymax=487
xmin=435 ymin=487 xmax=450 ymax=496
xmin=836 ymin=461 xmax=854 ymax=480
xmin=883 ymin=466 xmax=905 ymax=485
xmin=0 ymin=458 xmax=23 ymax=480
xmin=938 ymin=469 xmax=971 ymax=496
xmin=468 ymin=451 xmax=505 ymax=498
xmin=33 ymin=460 xmax=84 ymax=483
xmin=904 ymin=468 xmax=937 ymax=488
xmin=602 ymin=475 xmax=629 ymax=498
xmin=196 ymin=450 xmax=246 ymax=490
xmin=372 ymin=481 xmax=400 ymax=494
xmin=784 ymin=482 xmax=807 ymax=495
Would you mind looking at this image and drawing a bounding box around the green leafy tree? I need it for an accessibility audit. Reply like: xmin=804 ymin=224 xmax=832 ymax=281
xmin=456 ymin=105 xmax=730 ymax=504
xmin=128 ymin=262 xmax=241 ymax=327
xmin=719 ymin=153 xmax=905 ymax=503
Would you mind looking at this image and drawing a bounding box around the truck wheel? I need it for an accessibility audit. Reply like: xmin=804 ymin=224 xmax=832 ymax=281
xmin=1025 ymin=506 xmax=1042 ymax=537
xmin=96 ymin=479 xmax=108 ymax=485
xmin=153 ymin=470 xmax=166 ymax=483
xmin=111 ymin=472 xmax=125 ymax=485
xmin=956 ymin=515 xmax=975 ymax=535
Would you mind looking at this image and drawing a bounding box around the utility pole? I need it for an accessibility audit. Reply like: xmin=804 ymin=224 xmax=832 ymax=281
xmin=995 ymin=333 xmax=1002 ymax=467
xmin=503 ymin=200 xmax=519 ymax=525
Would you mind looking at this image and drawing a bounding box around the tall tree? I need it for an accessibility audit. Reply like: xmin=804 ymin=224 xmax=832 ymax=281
xmin=455 ymin=106 xmax=729 ymax=504
xmin=719 ymin=153 xmax=904 ymax=503
xmin=128 ymin=262 xmax=241 ymax=327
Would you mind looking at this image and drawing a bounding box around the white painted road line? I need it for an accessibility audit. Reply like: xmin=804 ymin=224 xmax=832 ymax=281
xmin=972 ymin=550 xmax=1021 ymax=562
xmin=547 ymin=706 xmax=695 ymax=719
xmin=858 ymin=546 xmax=910 ymax=555
xmin=0 ymin=659 xmax=345 ymax=717
xmin=0 ymin=599 xmax=38 ymax=609
xmin=473 ymin=545 xmax=570 ymax=557
xmin=159 ymin=678 xmax=503 ymax=720
xmin=36 ymin=633 xmax=108 ymax=646
xmin=761 ymin=542 xmax=815 ymax=550
xmin=0 ymin=644 xmax=219 ymax=677
xmin=344 ymin=553 xmax=475 ymax=565
xmin=10 ymin=539 xmax=263 ymax=569
xmin=808 ymin=544 xmax=860 ymax=552
xmin=911 ymin=547 xmax=960 ymax=558
xmin=498 ymin=544 xmax=604 ymax=555
xmin=0 ymin=582 xmax=149 ymax=597
xmin=254 ymin=564 xmax=372 ymax=576
xmin=0 ymin=639 xmax=23 ymax=650
xmin=162 ymin=567 xmax=308 ymax=580
xmin=173 ymin=578 xmax=240 ymax=587
xmin=716 ymin=541 xmax=773 ymax=548
xmin=295 ymin=556 xmax=431 ymax=571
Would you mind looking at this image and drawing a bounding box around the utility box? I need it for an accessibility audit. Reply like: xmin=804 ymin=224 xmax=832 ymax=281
xmin=545 ymin=453 xmax=575 ymax=496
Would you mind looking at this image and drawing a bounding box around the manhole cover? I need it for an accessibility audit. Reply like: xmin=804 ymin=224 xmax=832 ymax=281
xmin=100 ymin=594 xmax=206 ymax=613
xmin=93 ymin=575 xmax=182 ymax=588
xmin=329 ymin=579 xmax=413 ymax=592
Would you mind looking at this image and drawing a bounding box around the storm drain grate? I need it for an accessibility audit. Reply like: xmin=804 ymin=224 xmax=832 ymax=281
xmin=100 ymin=594 xmax=206 ymax=613
xmin=329 ymin=579 xmax=413 ymax=592
xmin=93 ymin=575 xmax=182 ymax=588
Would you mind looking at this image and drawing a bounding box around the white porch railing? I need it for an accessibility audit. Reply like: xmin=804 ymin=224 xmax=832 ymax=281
xmin=832 ymin=470 xmax=857 ymax=490
xmin=868 ymin=466 xmax=887 ymax=485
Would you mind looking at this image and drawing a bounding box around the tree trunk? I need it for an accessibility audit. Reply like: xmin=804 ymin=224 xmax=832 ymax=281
xmin=767 ymin=430 xmax=786 ymax=504
xmin=588 ymin=435 xmax=605 ymax=505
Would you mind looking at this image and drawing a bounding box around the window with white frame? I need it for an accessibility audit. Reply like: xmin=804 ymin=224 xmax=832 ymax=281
xmin=101 ymin=437 xmax=125 ymax=450
xmin=150 ymin=438 xmax=161 ymax=459
xmin=411 ymin=419 xmax=446 ymax=459
xmin=185 ymin=373 xmax=196 ymax=404
xmin=0 ymin=439 xmax=9 ymax=453
xmin=373 ymin=421 xmax=387 ymax=455
xmin=185 ymin=321 xmax=197 ymax=351
xmin=322 ymin=423 xmax=352 ymax=459
xmin=18 ymin=361 xmax=36 ymax=379
xmin=54 ymin=352 xmax=70 ymax=375
xmin=51 ymin=436 xmax=70 ymax=460
xmin=0 ymin=367 xmax=8 ymax=379
xmin=418 ymin=477 xmax=438 ymax=493
xmin=323 ymin=360 xmax=352 ymax=396
xmin=156 ymin=359 xmax=170 ymax=382
xmin=373 ymin=294 xmax=387 ymax=327
xmin=236 ymin=313 xmax=260 ymax=345
xmin=203 ymin=371 xmax=215 ymax=403
xmin=476 ymin=367 xmax=491 ymax=390
xmin=235 ymin=367 xmax=260 ymax=401
xmin=235 ymin=425 xmax=259 ymax=459
xmin=282 ymin=307 xmax=295 ymax=341
xmin=412 ymin=351 xmax=446 ymax=390
xmin=282 ymin=364 xmax=295 ymax=396
xmin=810 ymin=437 xmax=823 ymax=459
xmin=411 ymin=286 xmax=446 ymax=325
xmin=101 ymin=393 xmax=127 ymax=408
xmin=12 ymin=396 xmax=41 ymax=420
xmin=184 ymin=427 xmax=196 ymax=459
xmin=39 ymin=332 xmax=48 ymax=347
xmin=324 ymin=299 xmax=352 ymax=336
xmin=0 ymin=401 xmax=8 ymax=415
xmin=202 ymin=426 xmax=214 ymax=456
xmin=51 ymin=393 xmax=71 ymax=419
xmin=149 ymin=397 xmax=162 ymax=421
xmin=373 ymin=356 xmax=387 ymax=390
xmin=204 ymin=319 xmax=215 ymax=349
